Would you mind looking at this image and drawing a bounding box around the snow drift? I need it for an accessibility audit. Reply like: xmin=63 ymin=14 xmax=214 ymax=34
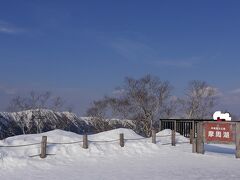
xmin=0 ymin=128 xmax=188 ymax=162
xmin=0 ymin=128 xmax=239 ymax=180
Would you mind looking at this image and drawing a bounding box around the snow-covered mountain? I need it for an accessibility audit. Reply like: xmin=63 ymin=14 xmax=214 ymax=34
xmin=0 ymin=109 xmax=134 ymax=139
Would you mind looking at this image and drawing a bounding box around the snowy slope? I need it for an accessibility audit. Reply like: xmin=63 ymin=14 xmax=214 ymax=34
xmin=0 ymin=109 xmax=136 ymax=139
xmin=0 ymin=109 xmax=82 ymax=127
xmin=0 ymin=109 xmax=87 ymax=138
xmin=0 ymin=128 xmax=239 ymax=180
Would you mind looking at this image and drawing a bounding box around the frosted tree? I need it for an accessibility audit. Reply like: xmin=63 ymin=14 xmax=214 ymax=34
xmin=6 ymin=91 xmax=71 ymax=134
xmin=182 ymin=80 xmax=218 ymax=119
xmin=6 ymin=91 xmax=66 ymax=112
xmin=87 ymin=75 xmax=173 ymax=136
xmin=86 ymin=98 xmax=112 ymax=132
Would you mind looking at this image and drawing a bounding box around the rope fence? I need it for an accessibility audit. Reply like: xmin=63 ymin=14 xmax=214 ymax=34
xmin=125 ymin=137 xmax=147 ymax=141
xmin=47 ymin=141 xmax=83 ymax=145
xmin=0 ymin=142 xmax=40 ymax=148
xmin=89 ymin=139 xmax=119 ymax=143
xmin=0 ymin=129 xmax=193 ymax=158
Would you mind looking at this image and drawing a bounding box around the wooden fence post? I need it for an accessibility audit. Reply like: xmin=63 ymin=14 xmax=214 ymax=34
xmin=196 ymin=122 xmax=204 ymax=154
xmin=83 ymin=134 xmax=88 ymax=149
xmin=152 ymin=129 xmax=156 ymax=144
xmin=171 ymin=130 xmax=176 ymax=146
xmin=40 ymin=136 xmax=47 ymax=159
xmin=159 ymin=120 xmax=162 ymax=131
xmin=171 ymin=121 xmax=176 ymax=146
xmin=120 ymin=133 xmax=124 ymax=147
xmin=192 ymin=138 xmax=197 ymax=153
xmin=174 ymin=120 xmax=177 ymax=132
xmin=190 ymin=129 xmax=194 ymax=144
xmin=190 ymin=121 xmax=195 ymax=144
xmin=236 ymin=123 xmax=240 ymax=158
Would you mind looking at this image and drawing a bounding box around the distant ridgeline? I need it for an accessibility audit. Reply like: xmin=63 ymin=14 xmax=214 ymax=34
xmin=0 ymin=109 xmax=134 ymax=139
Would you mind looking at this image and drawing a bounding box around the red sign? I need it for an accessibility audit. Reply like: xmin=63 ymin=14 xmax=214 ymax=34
xmin=205 ymin=122 xmax=234 ymax=143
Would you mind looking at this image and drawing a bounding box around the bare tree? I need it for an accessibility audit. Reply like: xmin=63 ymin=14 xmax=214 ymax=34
xmin=6 ymin=91 xmax=71 ymax=134
xmin=39 ymin=91 xmax=51 ymax=108
xmin=13 ymin=112 xmax=26 ymax=134
xmin=160 ymin=96 xmax=181 ymax=118
xmin=182 ymin=80 xmax=218 ymax=119
xmin=51 ymin=96 xmax=65 ymax=111
xmin=86 ymin=98 xmax=109 ymax=119
xmin=115 ymin=75 xmax=172 ymax=136
xmin=7 ymin=91 xmax=65 ymax=112
xmin=86 ymin=98 xmax=112 ymax=132
xmin=33 ymin=109 xmax=44 ymax=134
xmin=86 ymin=75 xmax=173 ymax=136
xmin=7 ymin=96 xmax=29 ymax=112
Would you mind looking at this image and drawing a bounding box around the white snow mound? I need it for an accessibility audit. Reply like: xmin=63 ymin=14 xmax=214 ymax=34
xmin=1 ymin=128 xmax=240 ymax=180
xmin=0 ymin=128 xmax=189 ymax=166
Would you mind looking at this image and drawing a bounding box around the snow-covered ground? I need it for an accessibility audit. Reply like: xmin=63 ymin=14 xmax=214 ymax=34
xmin=0 ymin=128 xmax=240 ymax=180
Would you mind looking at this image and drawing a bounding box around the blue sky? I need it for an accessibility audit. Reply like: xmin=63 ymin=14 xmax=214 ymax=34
xmin=1 ymin=0 xmax=240 ymax=115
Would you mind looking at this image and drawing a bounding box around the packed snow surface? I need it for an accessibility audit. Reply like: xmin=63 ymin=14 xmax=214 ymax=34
xmin=0 ymin=128 xmax=239 ymax=180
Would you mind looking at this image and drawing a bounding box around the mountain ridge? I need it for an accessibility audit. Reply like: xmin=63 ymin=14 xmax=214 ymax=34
xmin=0 ymin=109 xmax=134 ymax=139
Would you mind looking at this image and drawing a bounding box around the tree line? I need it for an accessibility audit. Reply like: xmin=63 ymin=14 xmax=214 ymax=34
xmin=7 ymin=91 xmax=72 ymax=112
xmin=86 ymin=74 xmax=218 ymax=136
xmin=5 ymin=74 xmax=219 ymax=137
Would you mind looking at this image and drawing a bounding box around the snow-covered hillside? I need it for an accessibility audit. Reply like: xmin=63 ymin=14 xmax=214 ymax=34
xmin=0 ymin=128 xmax=239 ymax=180
xmin=0 ymin=109 xmax=134 ymax=139
xmin=0 ymin=109 xmax=88 ymax=139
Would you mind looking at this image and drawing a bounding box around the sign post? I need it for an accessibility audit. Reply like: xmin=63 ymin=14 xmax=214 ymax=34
xmin=236 ymin=123 xmax=240 ymax=158
xmin=196 ymin=122 xmax=204 ymax=154
xmin=193 ymin=121 xmax=240 ymax=158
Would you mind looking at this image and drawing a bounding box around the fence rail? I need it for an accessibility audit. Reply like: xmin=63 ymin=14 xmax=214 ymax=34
xmin=159 ymin=119 xmax=214 ymax=138
xmin=0 ymin=142 xmax=40 ymax=148
xmin=0 ymin=129 xmax=191 ymax=158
